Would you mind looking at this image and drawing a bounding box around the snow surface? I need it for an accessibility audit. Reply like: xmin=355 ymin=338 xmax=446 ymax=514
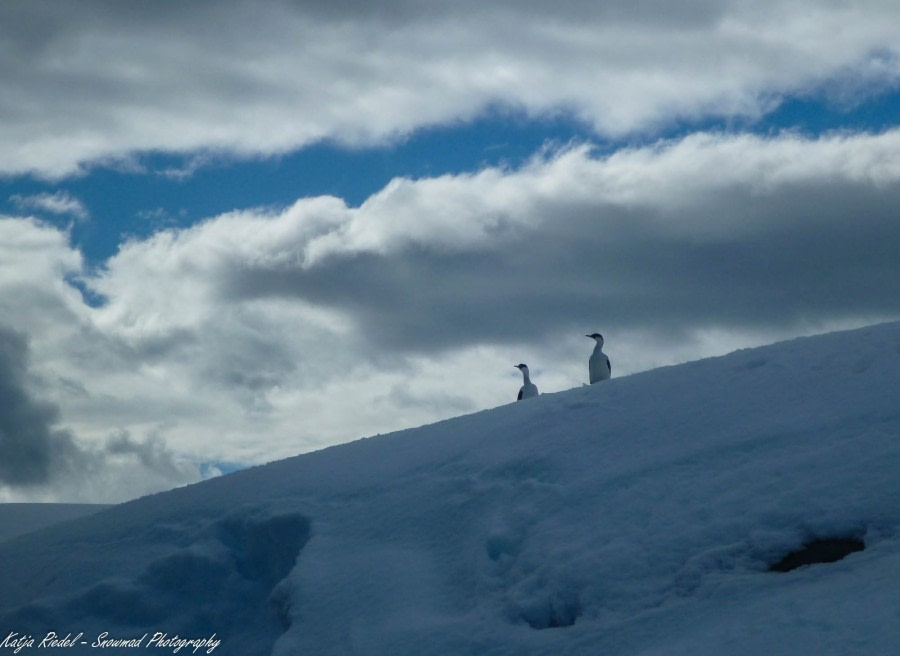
xmin=0 ymin=505 xmax=109 ymax=544
xmin=1 ymin=321 xmax=899 ymax=655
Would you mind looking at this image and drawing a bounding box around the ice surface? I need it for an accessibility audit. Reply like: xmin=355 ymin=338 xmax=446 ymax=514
xmin=1 ymin=321 xmax=899 ymax=655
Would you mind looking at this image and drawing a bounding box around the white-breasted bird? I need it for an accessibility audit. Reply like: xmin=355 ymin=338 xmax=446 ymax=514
xmin=587 ymin=333 xmax=611 ymax=383
xmin=514 ymin=363 xmax=539 ymax=401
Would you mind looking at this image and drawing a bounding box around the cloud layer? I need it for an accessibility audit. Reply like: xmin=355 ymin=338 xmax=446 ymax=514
xmin=94 ymin=130 xmax=900 ymax=353
xmin=2 ymin=128 xmax=898 ymax=501
xmin=2 ymin=0 xmax=899 ymax=177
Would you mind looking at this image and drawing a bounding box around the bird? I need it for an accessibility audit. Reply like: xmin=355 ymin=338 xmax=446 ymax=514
xmin=514 ymin=363 xmax=539 ymax=401
xmin=586 ymin=333 xmax=611 ymax=383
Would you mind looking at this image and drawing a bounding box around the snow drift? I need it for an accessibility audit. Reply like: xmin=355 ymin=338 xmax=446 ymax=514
xmin=1 ymin=321 xmax=899 ymax=655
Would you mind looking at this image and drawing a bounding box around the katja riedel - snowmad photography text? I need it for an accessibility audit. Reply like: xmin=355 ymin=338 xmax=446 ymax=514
xmin=1 ymin=630 xmax=221 ymax=654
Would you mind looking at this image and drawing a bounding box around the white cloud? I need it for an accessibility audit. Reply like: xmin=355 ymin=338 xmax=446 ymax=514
xmin=0 ymin=217 xmax=85 ymax=336
xmin=10 ymin=191 xmax=89 ymax=221
xmin=271 ymin=129 xmax=900 ymax=264
xmin=0 ymin=0 xmax=898 ymax=178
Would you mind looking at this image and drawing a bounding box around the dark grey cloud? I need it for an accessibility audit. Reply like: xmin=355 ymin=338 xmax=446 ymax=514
xmin=0 ymin=325 xmax=79 ymax=485
xmin=222 ymin=155 xmax=900 ymax=356
xmin=286 ymin=0 xmax=725 ymax=27
xmin=0 ymin=324 xmax=199 ymax=496
xmin=104 ymin=431 xmax=192 ymax=483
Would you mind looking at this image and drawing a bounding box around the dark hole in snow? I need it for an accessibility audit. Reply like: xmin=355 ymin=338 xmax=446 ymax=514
xmin=520 ymin=597 xmax=582 ymax=630
xmin=768 ymin=537 xmax=865 ymax=572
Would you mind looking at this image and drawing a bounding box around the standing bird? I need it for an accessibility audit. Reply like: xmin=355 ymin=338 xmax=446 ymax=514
xmin=587 ymin=333 xmax=611 ymax=383
xmin=514 ymin=363 xmax=539 ymax=401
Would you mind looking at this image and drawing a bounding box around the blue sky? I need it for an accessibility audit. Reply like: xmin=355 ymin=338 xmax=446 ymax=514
xmin=1 ymin=0 xmax=899 ymax=502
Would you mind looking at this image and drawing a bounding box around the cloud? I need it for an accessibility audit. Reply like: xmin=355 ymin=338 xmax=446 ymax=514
xmin=1 ymin=0 xmax=898 ymax=178
xmin=0 ymin=222 xmax=202 ymax=501
xmin=10 ymin=192 xmax=89 ymax=221
xmin=102 ymin=129 xmax=898 ymax=351
xmin=0 ymin=323 xmax=200 ymax=502
xmin=3 ymin=128 xmax=899 ymax=498
xmin=0 ymin=325 xmax=72 ymax=485
xmin=0 ymin=216 xmax=85 ymax=337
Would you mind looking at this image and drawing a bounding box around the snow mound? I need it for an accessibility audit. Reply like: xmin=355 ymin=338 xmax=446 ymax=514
xmin=2 ymin=506 xmax=309 ymax=654
xmin=1 ymin=321 xmax=900 ymax=655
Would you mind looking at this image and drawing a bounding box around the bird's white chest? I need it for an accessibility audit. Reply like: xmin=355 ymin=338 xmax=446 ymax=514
xmin=519 ymin=382 xmax=539 ymax=399
xmin=589 ymin=347 xmax=611 ymax=383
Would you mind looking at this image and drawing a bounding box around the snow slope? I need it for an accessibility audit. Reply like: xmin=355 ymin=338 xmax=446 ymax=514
xmin=1 ymin=321 xmax=899 ymax=655
xmin=0 ymin=505 xmax=109 ymax=544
